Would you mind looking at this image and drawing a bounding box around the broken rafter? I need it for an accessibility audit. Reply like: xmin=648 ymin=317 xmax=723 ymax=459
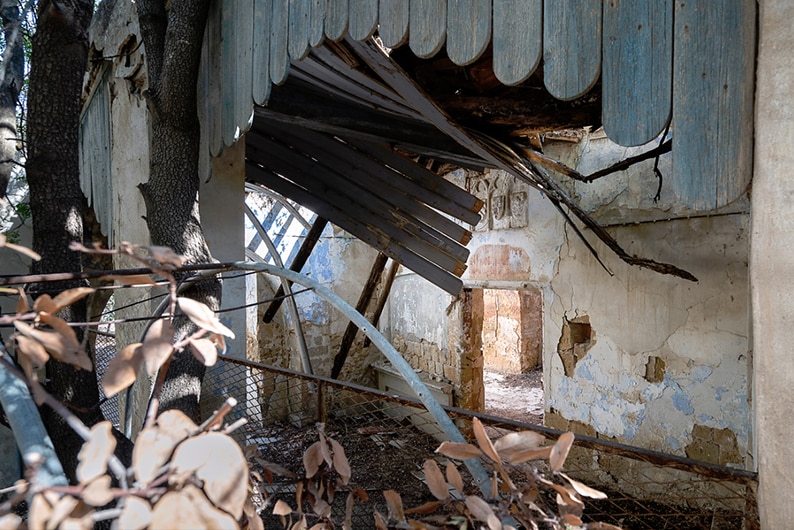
xmin=331 ymin=252 xmax=389 ymax=379
xmin=349 ymin=38 xmax=697 ymax=283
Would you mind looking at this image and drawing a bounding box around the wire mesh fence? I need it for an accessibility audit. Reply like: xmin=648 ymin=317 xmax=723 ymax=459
xmin=201 ymin=357 xmax=759 ymax=529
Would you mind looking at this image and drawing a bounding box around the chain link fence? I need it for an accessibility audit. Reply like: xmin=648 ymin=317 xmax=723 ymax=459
xmin=201 ymin=357 xmax=758 ymax=529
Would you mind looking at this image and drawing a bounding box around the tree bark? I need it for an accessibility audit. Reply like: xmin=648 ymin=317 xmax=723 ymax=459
xmin=0 ymin=0 xmax=23 ymax=198
xmin=25 ymin=0 xmax=112 ymax=481
xmin=136 ymin=0 xmax=220 ymax=421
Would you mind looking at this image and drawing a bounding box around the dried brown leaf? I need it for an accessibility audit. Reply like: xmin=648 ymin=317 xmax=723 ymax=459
xmin=102 ymin=342 xmax=143 ymax=398
xmin=82 ymin=475 xmax=114 ymax=507
xmin=1 ymin=238 xmax=41 ymax=260
xmin=0 ymin=514 xmax=22 ymax=530
xmin=189 ymin=337 xmax=218 ymax=367
xmin=383 ymin=489 xmax=405 ymax=522
xmin=313 ymin=498 xmax=332 ymax=518
xmin=493 ymin=431 xmax=545 ymax=459
xmin=273 ymin=500 xmax=293 ymax=516
xmin=507 ymin=446 xmax=552 ymax=464
xmin=550 ymin=432 xmax=575 ymax=472
xmin=150 ymin=490 xmax=204 ymax=530
xmin=32 ymin=294 xmax=56 ymax=314
xmin=177 ymin=297 xmax=235 ymax=338
xmin=15 ymin=318 xmax=91 ymax=371
xmin=373 ymin=511 xmax=389 ymax=530
xmin=170 ymin=432 xmax=248 ymax=519
xmin=117 ymin=496 xmax=152 ymax=530
xmin=141 ymin=318 xmax=174 ymax=375
xmin=15 ymin=334 xmax=49 ymax=367
xmin=157 ymin=409 xmax=198 ymax=435
xmin=28 ymin=491 xmax=58 ymax=530
xmin=16 ymin=288 xmax=28 ymax=314
xmin=560 ymin=513 xmax=583 ymax=526
xmin=209 ymin=332 xmax=227 ymax=355
xmin=435 ymin=441 xmax=482 ymax=460
xmin=18 ymin=352 xmax=37 ymax=382
xmin=133 ymin=427 xmax=180 ymax=484
xmin=51 ymin=287 xmax=95 ymax=312
xmin=184 ymin=484 xmax=240 ymax=529
xmin=345 ymin=491 xmax=355 ymax=529
xmin=145 ymin=245 xmax=185 ymax=266
xmin=330 ymin=438 xmax=351 ymax=485
xmin=76 ymin=421 xmax=116 ymax=484
xmin=404 ymin=501 xmax=443 ymax=515
xmin=472 ymin=417 xmax=501 ymax=463
xmin=445 ymin=461 xmax=464 ymax=494
xmin=559 ymin=472 xmax=608 ymax=500
xmin=304 ymin=441 xmax=323 ymax=478
xmin=465 ymin=496 xmax=501 ymax=530
xmin=423 ymin=460 xmax=449 ymax=501
xmin=45 ymin=495 xmax=79 ymax=530
xmin=101 ymin=274 xmax=157 ymax=286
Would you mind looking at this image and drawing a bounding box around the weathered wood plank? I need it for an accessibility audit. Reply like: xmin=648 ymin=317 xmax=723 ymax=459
xmin=263 ymin=120 xmax=474 ymax=248
xmin=289 ymin=0 xmax=311 ymax=60
xmin=271 ymin=0 xmax=291 ymax=85
xmin=246 ymin=161 xmax=464 ymax=295
xmin=543 ymin=0 xmax=602 ymax=100
xmin=331 ymin=252 xmax=389 ymax=378
xmin=672 ymin=0 xmax=755 ymax=209
xmin=410 ymin=0 xmax=447 ymax=58
xmin=206 ymin=3 xmax=224 ymax=155
xmin=252 ymin=0 xmax=272 ymax=105
xmin=325 ymin=0 xmax=348 ymax=40
xmin=493 ymin=0 xmax=541 ymax=86
xmin=349 ymin=0 xmax=378 ymax=40
xmin=221 ymin=0 xmax=238 ymax=146
xmin=603 ymin=0 xmax=672 ymax=147
xmin=309 ymin=0 xmax=326 ymax=47
xmin=447 ymin=0 xmax=491 ymax=66
xmin=236 ymin=1 xmax=255 ymax=134
xmin=247 ymin=131 xmax=469 ymax=273
xmin=379 ymin=0 xmax=409 ymax=48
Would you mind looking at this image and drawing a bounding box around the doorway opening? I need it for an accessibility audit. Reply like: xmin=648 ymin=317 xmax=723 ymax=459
xmin=477 ymin=287 xmax=544 ymax=424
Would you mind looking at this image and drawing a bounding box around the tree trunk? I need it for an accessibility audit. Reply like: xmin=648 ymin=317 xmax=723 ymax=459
xmin=0 ymin=0 xmax=23 ymax=198
xmin=136 ymin=0 xmax=220 ymax=422
xmin=25 ymin=0 xmax=111 ymax=481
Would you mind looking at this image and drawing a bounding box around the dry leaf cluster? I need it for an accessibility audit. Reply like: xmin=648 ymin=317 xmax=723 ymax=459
xmin=372 ymin=418 xmax=622 ymax=530
xmin=0 ymin=242 xmax=623 ymax=529
xmin=271 ymin=423 xmax=367 ymax=530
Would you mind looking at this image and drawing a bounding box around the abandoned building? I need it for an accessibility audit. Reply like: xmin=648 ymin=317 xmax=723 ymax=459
xmin=1 ymin=0 xmax=791 ymax=526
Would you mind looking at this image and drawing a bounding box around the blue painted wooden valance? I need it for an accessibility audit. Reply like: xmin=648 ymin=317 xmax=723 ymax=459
xmin=199 ymin=0 xmax=756 ymax=210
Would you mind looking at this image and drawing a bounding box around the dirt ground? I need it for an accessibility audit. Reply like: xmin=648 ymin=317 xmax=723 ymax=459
xmin=483 ymin=366 xmax=544 ymax=425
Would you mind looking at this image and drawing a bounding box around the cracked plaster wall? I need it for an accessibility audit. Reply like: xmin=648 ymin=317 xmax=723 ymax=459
xmin=385 ymin=135 xmax=751 ymax=467
xmin=542 ymin=133 xmax=751 ymax=467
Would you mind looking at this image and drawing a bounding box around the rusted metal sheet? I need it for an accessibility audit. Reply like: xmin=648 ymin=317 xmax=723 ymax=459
xmin=325 ymin=0 xmax=349 ymax=40
xmin=252 ymin=0 xmax=272 ymax=105
xmin=379 ymin=0 xmax=409 ymax=48
xmin=410 ymin=0 xmax=447 ymax=58
xmin=492 ymin=0 xmax=541 ymax=86
xmin=288 ymin=0 xmax=311 ymax=60
xmin=348 ymin=0 xmax=379 ymax=41
xmin=672 ymin=0 xmax=756 ymax=209
xmin=270 ymin=0 xmax=291 ymax=84
xmin=543 ymin=0 xmax=602 ymax=101
xmin=447 ymin=0 xmax=491 ymax=66
xmin=603 ymin=0 xmax=673 ymax=146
